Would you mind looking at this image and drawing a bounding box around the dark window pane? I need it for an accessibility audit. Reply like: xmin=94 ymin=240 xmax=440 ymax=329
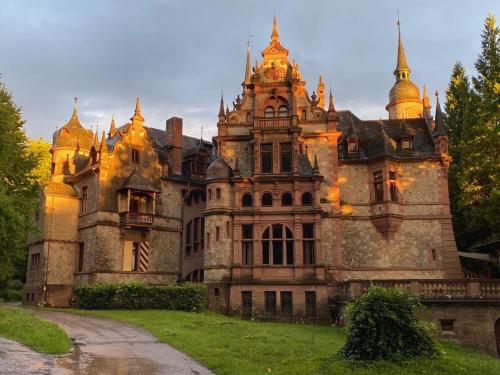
xmin=281 ymin=192 xmax=293 ymax=206
xmin=242 ymin=224 xmax=253 ymax=239
xmin=285 ymin=227 xmax=293 ymax=239
xmin=262 ymin=193 xmax=273 ymax=206
xmin=302 ymin=223 xmax=314 ymax=238
xmin=263 ymin=241 xmax=270 ymax=264
xmin=280 ymin=291 xmax=293 ymax=316
xmin=273 ymin=240 xmax=283 ymax=265
xmin=303 ymin=241 xmax=315 ymax=265
xmin=278 ymin=106 xmax=288 ymax=117
xmin=286 ymin=240 xmax=294 ymax=265
xmin=242 ymin=291 xmax=252 ymax=316
xmin=265 ymin=291 xmax=277 ymax=316
xmin=305 ymin=291 xmax=317 ymax=317
xmin=242 ymin=193 xmax=253 ymax=207
xmin=280 ymin=143 xmax=292 ymax=173
xmin=261 ymin=144 xmax=273 ymax=173
xmin=262 ymin=227 xmax=270 ymax=239
xmin=264 ymin=107 xmax=275 ymax=118
xmin=301 ymin=192 xmax=313 ymax=205
xmin=272 ymin=224 xmax=282 ymax=239
xmin=242 ymin=242 xmax=253 ymax=265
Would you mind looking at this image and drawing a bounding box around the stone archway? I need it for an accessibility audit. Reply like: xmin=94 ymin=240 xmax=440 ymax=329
xmin=495 ymin=317 xmax=500 ymax=356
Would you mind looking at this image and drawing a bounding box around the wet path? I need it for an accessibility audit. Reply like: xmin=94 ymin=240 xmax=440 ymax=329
xmin=0 ymin=310 xmax=214 ymax=375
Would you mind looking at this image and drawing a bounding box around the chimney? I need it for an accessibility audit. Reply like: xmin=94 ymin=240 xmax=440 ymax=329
xmin=166 ymin=117 xmax=183 ymax=176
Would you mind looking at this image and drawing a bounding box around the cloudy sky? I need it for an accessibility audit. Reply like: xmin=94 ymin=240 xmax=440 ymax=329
xmin=1 ymin=0 xmax=497 ymax=141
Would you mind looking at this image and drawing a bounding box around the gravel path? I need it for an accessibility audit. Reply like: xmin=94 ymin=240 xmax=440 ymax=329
xmin=0 ymin=310 xmax=214 ymax=375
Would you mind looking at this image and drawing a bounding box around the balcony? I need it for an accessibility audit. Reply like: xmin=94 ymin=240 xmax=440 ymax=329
xmin=119 ymin=211 xmax=154 ymax=227
xmin=258 ymin=117 xmax=292 ymax=128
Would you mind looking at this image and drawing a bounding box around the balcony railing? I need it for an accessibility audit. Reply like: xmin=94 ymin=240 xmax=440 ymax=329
xmin=119 ymin=211 xmax=154 ymax=226
xmin=339 ymin=279 xmax=500 ymax=300
xmin=258 ymin=117 xmax=292 ymax=128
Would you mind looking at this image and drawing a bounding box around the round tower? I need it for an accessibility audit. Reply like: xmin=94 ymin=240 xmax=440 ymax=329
xmin=51 ymin=98 xmax=93 ymax=181
xmin=385 ymin=20 xmax=423 ymax=120
xmin=204 ymin=158 xmax=234 ymax=313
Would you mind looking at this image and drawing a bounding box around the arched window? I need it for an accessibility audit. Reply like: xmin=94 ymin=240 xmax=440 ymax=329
xmin=281 ymin=192 xmax=293 ymax=206
xmin=261 ymin=193 xmax=273 ymax=207
xmin=262 ymin=224 xmax=294 ymax=265
xmin=242 ymin=193 xmax=253 ymax=207
xmin=301 ymin=192 xmax=313 ymax=206
xmin=185 ymin=217 xmax=205 ymax=255
xmin=278 ymin=105 xmax=288 ymax=117
xmin=216 ymin=188 xmax=221 ymax=199
xmin=264 ymin=107 xmax=275 ymax=118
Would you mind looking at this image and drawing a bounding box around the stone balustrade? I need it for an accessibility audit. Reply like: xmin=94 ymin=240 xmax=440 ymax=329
xmin=339 ymin=279 xmax=500 ymax=300
xmin=257 ymin=117 xmax=293 ymax=128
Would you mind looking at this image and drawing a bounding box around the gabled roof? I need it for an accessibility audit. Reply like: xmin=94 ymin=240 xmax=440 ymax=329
xmin=119 ymin=168 xmax=160 ymax=192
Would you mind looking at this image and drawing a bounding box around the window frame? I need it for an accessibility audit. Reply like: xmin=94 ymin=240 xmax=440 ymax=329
xmin=261 ymin=144 xmax=273 ymax=174
xmin=262 ymin=224 xmax=294 ymax=266
xmin=264 ymin=106 xmax=275 ymax=118
xmin=265 ymin=291 xmax=277 ymax=316
xmin=261 ymin=192 xmax=273 ymax=207
xmin=302 ymin=223 xmax=315 ymax=265
xmin=373 ymin=171 xmax=384 ymax=203
xmin=301 ymin=191 xmax=313 ymax=206
xmin=242 ymin=224 xmax=253 ymax=265
xmin=131 ymin=148 xmax=140 ymax=164
xmin=280 ymin=143 xmax=292 ymax=173
xmin=281 ymin=192 xmax=293 ymax=207
xmin=242 ymin=193 xmax=253 ymax=207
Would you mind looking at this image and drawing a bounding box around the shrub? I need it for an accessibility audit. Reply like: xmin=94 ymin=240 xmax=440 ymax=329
xmin=74 ymin=282 xmax=208 ymax=311
xmin=340 ymin=286 xmax=439 ymax=362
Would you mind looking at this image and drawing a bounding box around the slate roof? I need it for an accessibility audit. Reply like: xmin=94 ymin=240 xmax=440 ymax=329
xmin=120 ymin=168 xmax=160 ymax=192
xmin=336 ymin=111 xmax=437 ymax=160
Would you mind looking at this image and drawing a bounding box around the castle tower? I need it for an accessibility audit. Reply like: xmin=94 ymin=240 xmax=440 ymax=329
xmin=385 ymin=19 xmax=423 ymax=119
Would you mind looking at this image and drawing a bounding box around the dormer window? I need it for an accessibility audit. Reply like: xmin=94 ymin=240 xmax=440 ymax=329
xmin=278 ymin=105 xmax=288 ymax=118
xmin=347 ymin=139 xmax=359 ymax=153
xmin=131 ymin=148 xmax=140 ymax=164
xmin=264 ymin=107 xmax=275 ymax=118
xmin=401 ymin=139 xmax=413 ymax=150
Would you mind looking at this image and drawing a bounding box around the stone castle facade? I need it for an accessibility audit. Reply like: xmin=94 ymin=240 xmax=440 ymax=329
xmin=25 ymin=18 xmax=463 ymax=320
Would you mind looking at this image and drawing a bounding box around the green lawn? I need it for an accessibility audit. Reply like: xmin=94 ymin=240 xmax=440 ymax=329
xmin=65 ymin=309 xmax=500 ymax=375
xmin=0 ymin=305 xmax=70 ymax=354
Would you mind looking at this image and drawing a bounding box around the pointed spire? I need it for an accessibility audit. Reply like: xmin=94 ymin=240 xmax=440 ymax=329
xmin=317 ymin=75 xmax=325 ymax=108
xmin=271 ymin=15 xmax=279 ymax=43
xmin=131 ymin=97 xmax=145 ymax=123
xmin=313 ymin=154 xmax=320 ymax=175
xmin=423 ymin=84 xmax=431 ymax=109
xmin=433 ymin=91 xmax=447 ymax=136
xmin=99 ymin=130 xmax=106 ymax=151
xmin=108 ymin=115 xmax=117 ymax=138
xmin=244 ymin=44 xmax=252 ymax=85
xmin=218 ymin=92 xmax=225 ymax=116
xmin=72 ymin=97 xmax=78 ymax=118
xmin=92 ymin=128 xmax=99 ymax=149
xmin=394 ymin=15 xmax=411 ymax=81
xmin=328 ymin=89 xmax=335 ymax=112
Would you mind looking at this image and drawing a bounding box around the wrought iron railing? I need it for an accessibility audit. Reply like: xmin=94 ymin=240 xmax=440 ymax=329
xmin=119 ymin=211 xmax=154 ymax=226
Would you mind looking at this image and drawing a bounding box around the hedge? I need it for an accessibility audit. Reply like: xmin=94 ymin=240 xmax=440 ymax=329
xmin=74 ymin=282 xmax=208 ymax=311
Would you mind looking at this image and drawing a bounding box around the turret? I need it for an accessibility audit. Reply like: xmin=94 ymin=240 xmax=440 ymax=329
xmin=432 ymin=91 xmax=449 ymax=157
xmin=317 ymin=75 xmax=325 ymax=108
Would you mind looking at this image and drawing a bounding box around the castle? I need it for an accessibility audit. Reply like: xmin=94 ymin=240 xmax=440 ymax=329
xmin=25 ymin=18 xmax=463 ymax=319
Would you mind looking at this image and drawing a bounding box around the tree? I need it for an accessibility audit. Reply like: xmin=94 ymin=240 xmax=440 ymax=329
xmin=0 ymin=79 xmax=39 ymax=297
xmin=445 ymin=14 xmax=500 ymax=251
xmin=28 ymin=138 xmax=52 ymax=186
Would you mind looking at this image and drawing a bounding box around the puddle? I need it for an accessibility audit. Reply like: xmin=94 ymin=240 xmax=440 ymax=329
xmin=53 ymin=341 xmax=159 ymax=375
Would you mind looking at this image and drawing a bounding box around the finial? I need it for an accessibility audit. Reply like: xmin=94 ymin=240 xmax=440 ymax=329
xmin=394 ymin=11 xmax=410 ymax=80
xmin=131 ymin=97 xmax=145 ymax=123
xmin=245 ymin=28 xmax=253 ymax=48
xmin=397 ymin=10 xmax=400 ymax=27
xmin=435 ymin=90 xmax=439 ymax=99
xmin=271 ymin=15 xmax=279 ymax=42
xmin=200 ymin=124 xmax=204 ymax=140
xmin=73 ymin=97 xmax=78 ymax=116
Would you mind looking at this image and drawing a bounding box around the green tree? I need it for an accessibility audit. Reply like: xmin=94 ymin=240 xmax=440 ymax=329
xmin=445 ymin=14 xmax=500 ymax=251
xmin=0 ymin=79 xmax=39 ymax=296
xmin=28 ymin=138 xmax=51 ymax=186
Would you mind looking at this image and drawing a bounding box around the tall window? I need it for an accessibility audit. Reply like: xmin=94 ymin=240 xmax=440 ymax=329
xmin=186 ymin=217 xmax=204 ymax=255
xmin=81 ymin=186 xmax=88 ymax=214
xmin=373 ymin=171 xmax=384 ymax=203
xmin=281 ymin=291 xmax=293 ymax=316
xmin=242 ymin=193 xmax=253 ymax=207
xmin=216 ymin=188 xmax=221 ymax=199
xmin=242 ymin=224 xmax=253 ymax=265
xmin=281 ymin=192 xmax=293 ymax=206
xmin=264 ymin=107 xmax=275 ymax=118
xmin=131 ymin=148 xmax=140 ymax=164
xmin=261 ymin=193 xmax=273 ymax=207
xmin=131 ymin=242 xmax=139 ymax=271
xmin=302 ymin=224 xmax=315 ymax=265
xmin=265 ymin=291 xmax=277 ymax=316
xmin=301 ymin=192 xmax=313 ymax=206
xmin=186 ymin=221 xmax=192 ymax=255
xmin=261 ymin=144 xmax=273 ymax=173
xmin=262 ymin=224 xmax=294 ymax=265
xmin=193 ymin=217 xmax=200 ymax=252
xmin=278 ymin=105 xmax=288 ymax=117
xmin=389 ymin=171 xmax=397 ymax=202
xmin=208 ymin=189 xmax=212 ymax=200
xmin=280 ymin=143 xmax=292 ymax=173
xmin=347 ymin=139 xmax=359 ymax=152
xmin=30 ymin=253 xmax=41 ymax=270
xmin=305 ymin=291 xmax=317 ymax=317
xmin=77 ymin=242 xmax=84 ymax=272
xmin=216 ymin=226 xmax=220 ymax=241
xmin=242 ymin=291 xmax=252 ymax=316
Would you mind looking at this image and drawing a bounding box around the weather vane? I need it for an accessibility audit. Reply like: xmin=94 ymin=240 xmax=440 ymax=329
xmin=245 ymin=28 xmax=253 ymax=48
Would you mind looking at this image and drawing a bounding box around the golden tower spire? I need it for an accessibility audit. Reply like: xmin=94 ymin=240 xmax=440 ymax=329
xmin=394 ymin=15 xmax=411 ymax=81
xmin=423 ymin=84 xmax=431 ymax=109
xmin=244 ymin=42 xmax=252 ymax=85
xmin=317 ymin=75 xmax=325 ymax=108
xmin=271 ymin=15 xmax=279 ymax=43
xmin=131 ymin=97 xmax=145 ymax=123
xmin=72 ymin=97 xmax=78 ymax=117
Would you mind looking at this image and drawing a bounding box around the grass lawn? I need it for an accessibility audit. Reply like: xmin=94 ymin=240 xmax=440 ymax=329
xmin=0 ymin=305 xmax=70 ymax=354
xmin=64 ymin=309 xmax=500 ymax=375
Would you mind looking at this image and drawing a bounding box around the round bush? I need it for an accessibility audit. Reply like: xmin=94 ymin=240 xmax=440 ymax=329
xmin=340 ymin=286 xmax=439 ymax=362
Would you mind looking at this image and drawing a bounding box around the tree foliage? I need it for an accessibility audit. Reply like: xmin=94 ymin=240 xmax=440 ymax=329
xmin=28 ymin=138 xmax=51 ymax=186
xmin=445 ymin=13 xmax=500 ymax=251
xmin=0 ymin=79 xmax=40 ymax=296
xmin=340 ymin=286 xmax=439 ymax=362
